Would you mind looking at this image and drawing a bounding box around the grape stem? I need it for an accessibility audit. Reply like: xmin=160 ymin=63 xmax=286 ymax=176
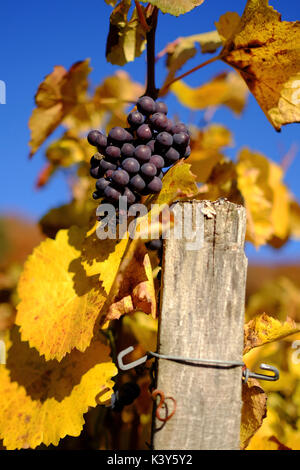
xmin=145 ymin=6 xmax=159 ymax=100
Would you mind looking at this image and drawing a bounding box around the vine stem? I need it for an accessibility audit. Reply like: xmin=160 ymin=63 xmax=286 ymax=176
xmin=159 ymin=55 xmax=220 ymax=96
xmin=145 ymin=6 xmax=159 ymax=99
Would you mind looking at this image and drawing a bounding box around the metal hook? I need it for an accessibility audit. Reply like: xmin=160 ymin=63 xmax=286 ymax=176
xmin=243 ymin=363 xmax=279 ymax=383
xmin=117 ymin=346 xmax=148 ymax=371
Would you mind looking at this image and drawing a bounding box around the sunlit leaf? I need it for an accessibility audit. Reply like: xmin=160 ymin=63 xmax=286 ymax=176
xmin=0 ymin=327 xmax=116 ymax=449
xmin=217 ymin=0 xmax=300 ymax=130
xmin=141 ymin=0 xmax=205 ymax=17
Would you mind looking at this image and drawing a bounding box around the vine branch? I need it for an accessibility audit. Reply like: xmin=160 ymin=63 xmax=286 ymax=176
xmin=145 ymin=6 xmax=159 ymax=99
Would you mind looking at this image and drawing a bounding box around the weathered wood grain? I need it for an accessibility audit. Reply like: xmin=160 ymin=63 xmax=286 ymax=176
xmin=152 ymin=200 xmax=247 ymax=450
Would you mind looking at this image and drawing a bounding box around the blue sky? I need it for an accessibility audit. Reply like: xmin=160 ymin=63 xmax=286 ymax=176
xmin=0 ymin=0 xmax=299 ymax=262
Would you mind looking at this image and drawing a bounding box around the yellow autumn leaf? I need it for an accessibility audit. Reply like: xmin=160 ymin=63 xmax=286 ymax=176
xmin=240 ymin=378 xmax=267 ymax=450
xmin=290 ymin=200 xmax=300 ymax=240
xmin=141 ymin=0 xmax=204 ymax=17
xmin=80 ymin=222 xmax=129 ymax=294
xmin=236 ymin=148 xmax=290 ymax=247
xmin=189 ymin=124 xmax=232 ymax=183
xmin=106 ymin=0 xmax=147 ymax=66
xmin=159 ymin=31 xmax=222 ymax=94
xmin=246 ymin=408 xmax=292 ymax=450
xmin=149 ymin=159 xmax=198 ymax=206
xmin=0 ymin=327 xmax=116 ymax=450
xmin=16 ymin=226 xmax=108 ymax=361
xmin=217 ymin=0 xmax=300 ymax=130
xmin=244 ymin=313 xmax=299 ymax=355
xmin=45 ymin=133 xmax=92 ymax=168
xmin=171 ymin=71 xmax=248 ymax=114
xmin=29 ymin=60 xmax=91 ymax=156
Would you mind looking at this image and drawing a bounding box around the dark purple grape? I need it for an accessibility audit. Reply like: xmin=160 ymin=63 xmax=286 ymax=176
xmin=156 ymin=132 xmax=173 ymax=148
xmin=137 ymin=96 xmax=156 ymax=115
xmin=100 ymin=159 xmax=117 ymax=173
xmin=87 ymin=130 xmax=107 ymax=148
xmin=127 ymin=111 xmax=145 ymax=128
xmin=147 ymin=176 xmax=162 ymax=193
xmin=123 ymin=187 xmax=136 ymax=205
xmin=105 ymin=145 xmax=121 ymax=161
xmin=112 ymin=169 xmax=130 ymax=187
xmin=146 ymin=139 xmax=155 ymax=154
xmin=124 ymin=129 xmax=134 ymax=142
xmin=90 ymin=153 xmax=102 ymax=168
xmin=173 ymin=132 xmax=190 ymax=150
xmin=165 ymin=119 xmax=173 ymax=133
xmin=130 ymin=174 xmax=146 ymax=192
xmin=147 ymin=239 xmax=163 ymax=250
xmin=134 ymin=145 xmax=151 ymax=163
xmin=140 ymin=162 xmax=157 ymax=179
xmin=149 ymin=154 xmax=165 ymax=170
xmin=108 ymin=126 xmax=128 ymax=145
xmin=155 ymin=101 xmax=168 ymax=115
xmin=171 ymin=123 xmax=189 ymax=135
xmin=90 ymin=166 xmax=101 ymax=179
xmin=136 ymin=124 xmax=152 ymax=142
xmin=149 ymin=113 xmax=168 ymax=131
xmin=184 ymin=146 xmax=191 ymax=159
xmin=96 ymin=178 xmax=110 ymax=192
xmin=165 ymin=147 xmax=180 ymax=163
xmin=104 ymin=185 xmax=121 ymax=201
xmin=121 ymin=143 xmax=135 ymax=158
xmin=106 ymin=169 xmax=114 ymax=179
xmin=122 ymin=158 xmax=140 ymax=174
xmin=92 ymin=190 xmax=102 ymax=200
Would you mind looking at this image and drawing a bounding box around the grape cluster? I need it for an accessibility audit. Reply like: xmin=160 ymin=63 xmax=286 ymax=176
xmin=87 ymin=96 xmax=191 ymax=215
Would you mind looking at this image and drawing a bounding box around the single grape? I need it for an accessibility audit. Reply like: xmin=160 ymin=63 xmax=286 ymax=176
xmin=100 ymin=159 xmax=117 ymax=172
xmin=104 ymin=185 xmax=121 ymax=201
xmin=134 ymin=145 xmax=151 ymax=162
xmin=184 ymin=145 xmax=191 ymax=159
xmin=96 ymin=177 xmax=110 ymax=192
xmin=149 ymin=112 xmax=168 ymax=131
xmin=108 ymin=126 xmax=128 ymax=145
xmin=156 ymin=132 xmax=173 ymax=148
xmin=136 ymin=124 xmax=152 ymax=141
xmin=173 ymin=132 xmax=190 ymax=150
xmin=137 ymin=96 xmax=156 ymax=115
xmin=90 ymin=166 xmax=101 ymax=179
xmin=146 ymin=239 xmax=163 ymax=251
xmin=165 ymin=147 xmax=180 ymax=163
xmin=146 ymin=139 xmax=155 ymax=154
xmin=127 ymin=111 xmax=145 ymax=128
xmin=171 ymin=122 xmax=189 ymax=135
xmin=92 ymin=190 xmax=102 ymax=200
xmin=130 ymin=174 xmax=146 ymax=192
xmin=105 ymin=145 xmax=121 ymax=160
xmin=147 ymin=176 xmax=162 ymax=193
xmin=121 ymin=143 xmax=135 ymax=158
xmin=149 ymin=154 xmax=165 ymax=170
xmin=122 ymin=158 xmax=140 ymax=174
xmin=87 ymin=130 xmax=107 ymax=147
xmin=140 ymin=162 xmax=157 ymax=179
xmin=165 ymin=118 xmax=173 ymax=133
xmin=155 ymin=101 xmax=168 ymax=115
xmin=90 ymin=154 xmax=102 ymax=168
xmin=123 ymin=187 xmax=136 ymax=205
xmin=112 ymin=169 xmax=130 ymax=187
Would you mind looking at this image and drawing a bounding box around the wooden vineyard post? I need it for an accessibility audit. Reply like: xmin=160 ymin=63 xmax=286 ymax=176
xmin=152 ymin=200 xmax=248 ymax=450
